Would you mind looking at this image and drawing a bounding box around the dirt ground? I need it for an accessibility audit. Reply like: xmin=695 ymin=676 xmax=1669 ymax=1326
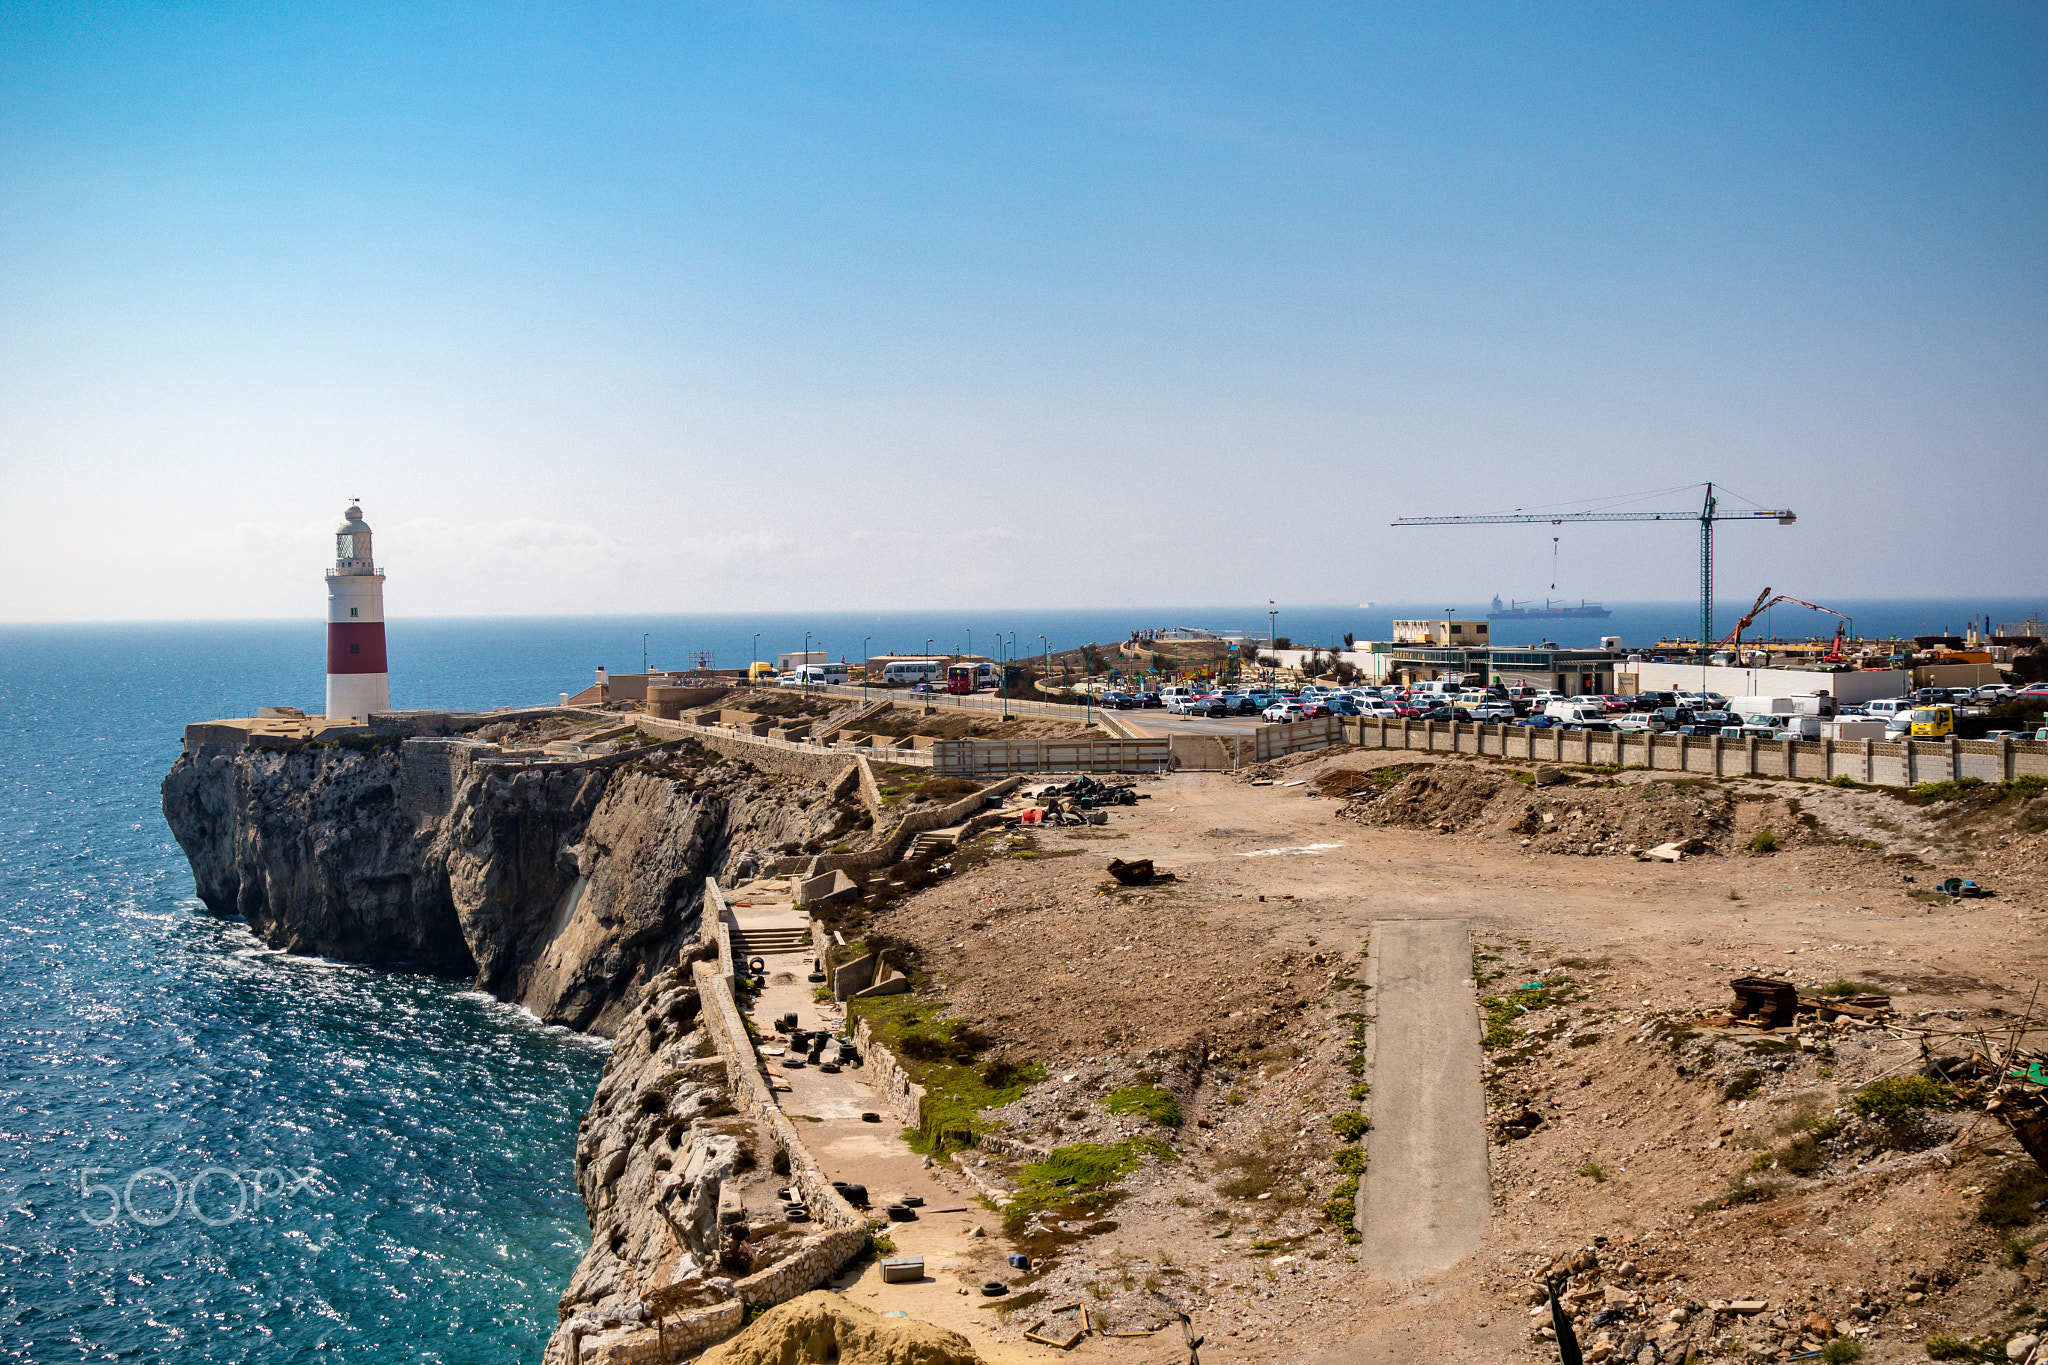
xmin=844 ymin=749 xmax=2048 ymax=1364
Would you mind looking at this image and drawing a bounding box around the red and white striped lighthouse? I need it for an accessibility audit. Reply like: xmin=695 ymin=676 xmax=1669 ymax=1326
xmin=325 ymin=503 xmax=390 ymax=722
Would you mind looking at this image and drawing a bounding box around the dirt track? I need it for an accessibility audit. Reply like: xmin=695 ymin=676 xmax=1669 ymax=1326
xmin=852 ymin=748 xmax=2048 ymax=1363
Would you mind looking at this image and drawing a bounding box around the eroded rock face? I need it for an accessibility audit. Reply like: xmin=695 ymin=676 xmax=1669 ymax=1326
xmin=697 ymin=1290 xmax=983 ymax=1365
xmin=161 ymin=736 xmax=835 ymax=1034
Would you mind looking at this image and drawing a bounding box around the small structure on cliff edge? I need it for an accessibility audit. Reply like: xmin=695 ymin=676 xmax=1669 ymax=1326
xmin=326 ymin=501 xmax=390 ymax=723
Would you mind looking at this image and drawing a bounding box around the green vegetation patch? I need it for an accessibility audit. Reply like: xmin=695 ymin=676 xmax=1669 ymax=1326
xmin=1322 ymin=1175 xmax=1360 ymax=1240
xmin=1104 ymin=1085 xmax=1183 ymax=1128
xmin=849 ymin=992 xmax=1042 ymax=1153
xmin=1851 ymin=1075 xmax=1956 ymax=1122
xmin=1002 ymin=1138 xmax=1173 ymax=1234
xmin=1899 ymin=775 xmax=2046 ymax=807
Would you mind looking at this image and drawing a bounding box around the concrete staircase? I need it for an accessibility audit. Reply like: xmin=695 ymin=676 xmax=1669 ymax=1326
xmin=909 ymin=826 xmax=964 ymax=859
xmin=730 ymin=927 xmax=812 ymax=958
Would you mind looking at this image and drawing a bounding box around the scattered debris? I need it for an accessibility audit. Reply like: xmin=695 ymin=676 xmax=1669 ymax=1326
xmin=1107 ymin=858 xmax=1174 ymax=886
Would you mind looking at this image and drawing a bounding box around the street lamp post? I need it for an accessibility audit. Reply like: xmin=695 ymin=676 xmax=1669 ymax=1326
xmin=752 ymin=633 xmax=760 ymax=684
xmin=997 ymin=632 xmax=1008 ymax=719
xmin=862 ymin=636 xmax=871 ymax=702
xmin=924 ymin=639 xmax=933 ymax=712
xmin=643 ymin=633 xmax=649 ymax=676
xmin=803 ymin=631 xmax=811 ymax=690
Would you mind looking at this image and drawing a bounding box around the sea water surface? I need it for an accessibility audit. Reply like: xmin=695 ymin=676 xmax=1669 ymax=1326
xmin=0 ymin=600 xmax=2038 ymax=1359
xmin=0 ymin=626 xmax=609 ymax=1363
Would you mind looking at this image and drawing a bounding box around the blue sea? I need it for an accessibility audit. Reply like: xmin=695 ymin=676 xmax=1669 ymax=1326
xmin=0 ymin=599 xmax=2038 ymax=1359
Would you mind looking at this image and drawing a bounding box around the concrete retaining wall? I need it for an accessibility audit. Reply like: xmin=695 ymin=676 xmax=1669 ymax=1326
xmin=1339 ymin=719 xmax=2048 ymax=790
xmin=931 ymin=737 xmax=1170 ymax=775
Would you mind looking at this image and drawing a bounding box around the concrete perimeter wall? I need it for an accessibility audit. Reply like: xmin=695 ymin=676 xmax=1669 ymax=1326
xmin=1339 ymin=718 xmax=2048 ymax=789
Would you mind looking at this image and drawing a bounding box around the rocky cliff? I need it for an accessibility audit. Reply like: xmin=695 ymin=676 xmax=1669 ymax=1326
xmin=161 ymin=729 xmax=857 ymax=1035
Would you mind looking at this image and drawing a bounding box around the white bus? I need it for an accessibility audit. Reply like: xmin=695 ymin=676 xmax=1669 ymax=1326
xmin=791 ymin=663 xmax=848 ymax=686
xmin=880 ymin=659 xmax=944 ymax=686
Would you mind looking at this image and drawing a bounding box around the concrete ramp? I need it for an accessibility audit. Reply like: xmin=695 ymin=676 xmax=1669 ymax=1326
xmin=1357 ymin=918 xmax=1489 ymax=1278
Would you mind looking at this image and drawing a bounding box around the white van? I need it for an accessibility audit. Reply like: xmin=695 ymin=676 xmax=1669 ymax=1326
xmin=1544 ymin=701 xmax=1606 ymax=724
xmin=793 ymin=663 xmax=847 ymax=686
xmin=1411 ymin=681 xmax=1455 ymax=696
xmin=1863 ymin=698 xmax=1911 ymax=721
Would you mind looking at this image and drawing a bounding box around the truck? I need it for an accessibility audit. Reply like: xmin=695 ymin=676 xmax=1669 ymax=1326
xmin=1737 ymin=714 xmax=1822 ymax=741
xmin=1908 ymin=705 xmax=1956 ymax=739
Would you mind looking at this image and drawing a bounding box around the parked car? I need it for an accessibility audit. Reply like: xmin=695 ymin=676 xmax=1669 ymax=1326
xmin=1562 ymin=720 xmax=1619 ymax=732
xmin=1139 ymin=692 xmax=1164 ymax=708
xmin=1647 ymin=707 xmax=1697 ymax=732
xmin=1613 ymin=717 xmax=1652 ymax=733
xmin=1262 ymin=703 xmax=1302 ymax=723
xmin=1416 ymin=706 xmax=1460 ymax=722
xmin=1471 ymin=702 xmax=1516 ymax=723
xmin=1100 ymin=692 xmax=1136 ymax=710
xmin=1515 ymin=714 xmax=1558 ymax=729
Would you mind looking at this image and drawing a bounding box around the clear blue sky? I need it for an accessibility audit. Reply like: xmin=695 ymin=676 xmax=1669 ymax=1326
xmin=3 ymin=2 xmax=2043 ymax=620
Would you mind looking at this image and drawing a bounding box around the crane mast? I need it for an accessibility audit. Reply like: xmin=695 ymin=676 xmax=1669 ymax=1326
xmin=1392 ymin=482 xmax=1796 ymax=662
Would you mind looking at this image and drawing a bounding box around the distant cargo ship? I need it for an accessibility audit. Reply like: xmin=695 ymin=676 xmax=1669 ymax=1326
xmin=1488 ymin=595 xmax=1612 ymax=621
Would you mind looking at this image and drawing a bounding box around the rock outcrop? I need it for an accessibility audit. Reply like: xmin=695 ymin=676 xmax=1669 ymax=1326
xmin=161 ymin=728 xmax=856 ymax=1034
xmin=697 ymin=1291 xmax=983 ymax=1365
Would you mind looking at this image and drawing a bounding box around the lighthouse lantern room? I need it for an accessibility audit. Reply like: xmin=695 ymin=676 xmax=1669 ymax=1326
xmin=325 ymin=503 xmax=390 ymax=722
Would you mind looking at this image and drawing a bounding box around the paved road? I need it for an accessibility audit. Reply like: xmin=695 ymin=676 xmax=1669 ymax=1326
xmin=1357 ymin=918 xmax=1490 ymax=1279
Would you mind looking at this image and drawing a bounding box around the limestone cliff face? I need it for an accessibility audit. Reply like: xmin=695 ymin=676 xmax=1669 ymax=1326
xmin=161 ymin=736 xmax=847 ymax=1034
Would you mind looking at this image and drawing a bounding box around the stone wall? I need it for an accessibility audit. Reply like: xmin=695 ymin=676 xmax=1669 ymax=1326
xmin=635 ymin=715 xmax=864 ymax=790
xmin=397 ymin=737 xmax=486 ymax=821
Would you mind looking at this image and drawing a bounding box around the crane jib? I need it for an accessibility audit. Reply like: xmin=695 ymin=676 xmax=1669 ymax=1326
xmin=1389 ymin=490 xmax=1797 ymax=662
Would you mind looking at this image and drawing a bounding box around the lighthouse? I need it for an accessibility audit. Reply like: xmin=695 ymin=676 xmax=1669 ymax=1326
xmin=325 ymin=503 xmax=391 ymax=722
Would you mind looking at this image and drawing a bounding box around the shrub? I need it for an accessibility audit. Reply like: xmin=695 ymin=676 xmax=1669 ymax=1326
xmin=1577 ymin=1162 xmax=1608 ymax=1182
xmin=1978 ymin=1164 xmax=2048 ymax=1227
xmin=1749 ymin=829 xmax=1780 ymax=854
xmin=1321 ymin=1175 xmax=1359 ymax=1236
xmin=771 ymin=1148 xmax=791 ymax=1177
xmin=1776 ymin=1133 xmax=1824 ymax=1176
xmin=1722 ymin=1068 xmax=1763 ymax=1102
xmin=1334 ymin=1147 xmax=1366 ymax=1175
xmin=1331 ymin=1113 xmax=1369 ymax=1142
xmin=1852 ymin=1076 xmax=1955 ymax=1122
xmin=1821 ymin=1339 xmax=1864 ymax=1362
xmin=1921 ymin=1335 xmax=1972 ymax=1360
